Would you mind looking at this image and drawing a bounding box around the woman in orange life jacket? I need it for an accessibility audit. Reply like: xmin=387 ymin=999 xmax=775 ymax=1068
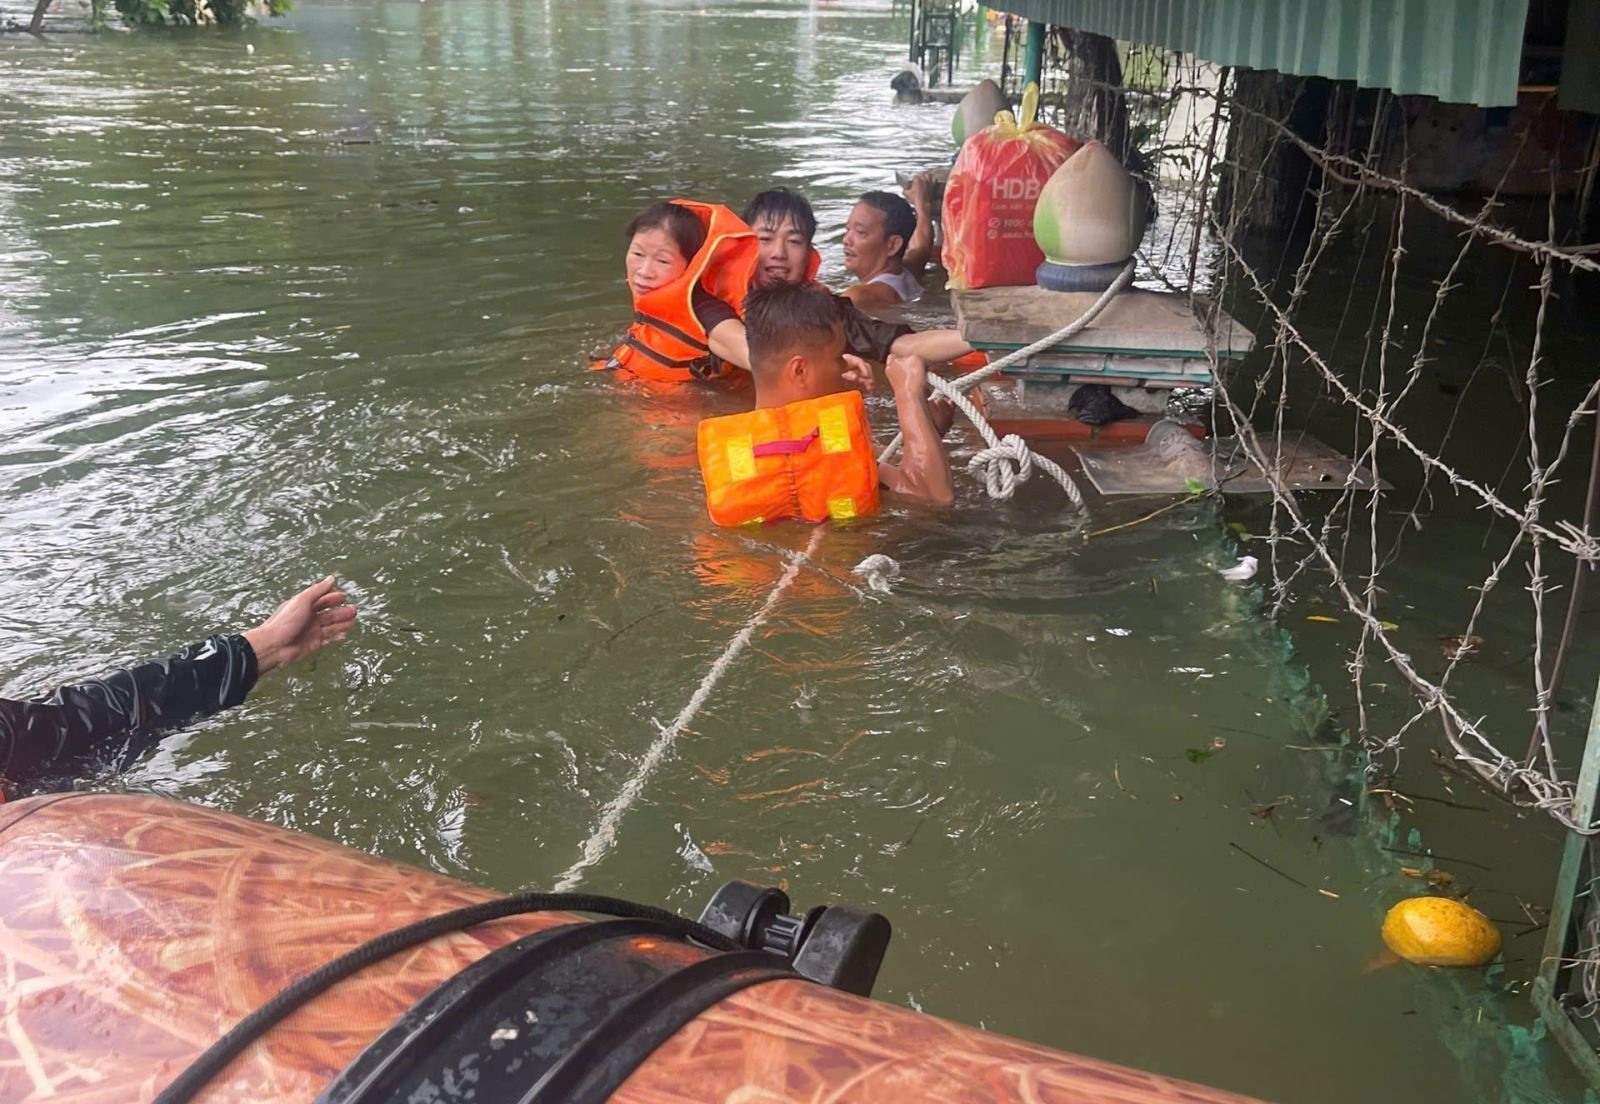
xmin=697 ymin=281 xmax=953 ymax=527
xmin=606 ymin=200 xmax=759 ymax=383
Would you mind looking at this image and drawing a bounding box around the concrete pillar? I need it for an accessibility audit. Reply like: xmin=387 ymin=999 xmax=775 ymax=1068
xmin=1024 ymin=19 xmax=1045 ymax=88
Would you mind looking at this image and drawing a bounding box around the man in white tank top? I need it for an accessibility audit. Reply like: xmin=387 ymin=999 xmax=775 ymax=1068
xmin=841 ymin=191 xmax=925 ymax=309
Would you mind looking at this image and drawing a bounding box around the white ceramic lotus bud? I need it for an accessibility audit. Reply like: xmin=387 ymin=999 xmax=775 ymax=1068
xmin=952 ymin=78 xmax=1008 ymax=146
xmin=1032 ymin=141 xmax=1149 ymax=267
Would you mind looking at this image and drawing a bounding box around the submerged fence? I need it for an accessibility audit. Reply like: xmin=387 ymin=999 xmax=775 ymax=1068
xmin=990 ymin=30 xmax=1600 ymax=1075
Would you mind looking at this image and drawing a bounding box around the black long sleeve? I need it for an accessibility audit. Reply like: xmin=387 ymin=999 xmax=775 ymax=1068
xmin=0 ymin=633 xmax=259 ymax=795
xmin=833 ymin=294 xmax=913 ymax=362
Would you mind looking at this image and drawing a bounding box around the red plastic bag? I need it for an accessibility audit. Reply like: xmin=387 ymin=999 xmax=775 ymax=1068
xmin=942 ymin=85 xmax=1079 ymax=289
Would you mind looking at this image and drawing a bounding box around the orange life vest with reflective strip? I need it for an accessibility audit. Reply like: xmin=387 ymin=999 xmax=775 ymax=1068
xmin=605 ymin=201 xmax=757 ymax=384
xmin=697 ymin=390 xmax=880 ymax=526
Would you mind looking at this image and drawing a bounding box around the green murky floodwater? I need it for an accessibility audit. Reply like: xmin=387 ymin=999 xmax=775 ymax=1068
xmin=0 ymin=3 xmax=1592 ymax=1102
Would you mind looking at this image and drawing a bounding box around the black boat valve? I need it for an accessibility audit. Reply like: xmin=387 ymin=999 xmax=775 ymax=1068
xmin=696 ymin=880 xmax=891 ymax=997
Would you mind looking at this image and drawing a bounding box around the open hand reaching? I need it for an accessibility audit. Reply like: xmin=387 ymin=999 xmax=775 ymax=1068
xmin=242 ymin=576 xmax=358 ymax=675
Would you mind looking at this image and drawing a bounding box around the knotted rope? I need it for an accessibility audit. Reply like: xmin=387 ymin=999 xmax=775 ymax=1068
xmin=877 ymin=258 xmax=1136 ymax=510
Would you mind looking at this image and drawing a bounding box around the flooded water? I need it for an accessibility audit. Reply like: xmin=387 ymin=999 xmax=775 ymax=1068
xmin=0 ymin=3 xmax=1587 ymax=1102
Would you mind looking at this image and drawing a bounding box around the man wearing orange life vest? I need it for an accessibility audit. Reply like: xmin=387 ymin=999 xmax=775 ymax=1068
xmin=697 ymin=282 xmax=953 ymax=526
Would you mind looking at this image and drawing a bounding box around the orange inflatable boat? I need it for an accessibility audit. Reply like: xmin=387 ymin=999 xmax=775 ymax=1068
xmin=0 ymin=792 xmax=1270 ymax=1104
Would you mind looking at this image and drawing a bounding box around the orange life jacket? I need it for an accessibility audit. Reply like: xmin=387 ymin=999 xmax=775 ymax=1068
xmin=697 ymin=390 xmax=880 ymax=526
xmin=599 ymin=200 xmax=823 ymax=384
xmin=603 ymin=201 xmax=757 ymax=384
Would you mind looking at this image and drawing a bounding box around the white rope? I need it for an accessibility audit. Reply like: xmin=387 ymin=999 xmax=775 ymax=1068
xmin=877 ymin=258 xmax=1136 ymax=510
xmin=557 ymin=263 xmax=1137 ymax=887
xmin=929 ymin=373 xmax=1082 ymax=506
xmin=554 ymin=527 xmax=825 ymax=890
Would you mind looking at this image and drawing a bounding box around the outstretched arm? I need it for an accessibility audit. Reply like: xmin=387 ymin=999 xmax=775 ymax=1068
xmin=1 ymin=577 xmax=356 ymax=793
xmin=889 ymin=327 xmax=972 ymax=364
xmin=878 ymin=354 xmax=955 ymax=507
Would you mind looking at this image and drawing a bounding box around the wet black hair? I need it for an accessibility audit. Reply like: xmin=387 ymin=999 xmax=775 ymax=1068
xmin=857 ymin=191 xmax=916 ymax=259
xmin=625 ymin=201 xmax=705 ymax=262
xmin=743 ymin=281 xmax=841 ymax=375
xmin=741 ymin=187 xmax=818 ymax=244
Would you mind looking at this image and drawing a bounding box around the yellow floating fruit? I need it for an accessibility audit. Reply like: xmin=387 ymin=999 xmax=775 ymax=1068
xmin=1381 ymin=896 xmax=1502 ymax=967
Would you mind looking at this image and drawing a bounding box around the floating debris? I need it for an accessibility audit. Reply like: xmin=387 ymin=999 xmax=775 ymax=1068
xmin=1400 ymin=866 xmax=1456 ymax=889
xmin=676 ymin=826 xmax=714 ymax=874
xmin=1440 ymin=634 xmax=1485 ymax=658
xmin=1219 ymin=555 xmax=1258 ymax=582
xmin=853 ymin=554 xmax=901 ymax=594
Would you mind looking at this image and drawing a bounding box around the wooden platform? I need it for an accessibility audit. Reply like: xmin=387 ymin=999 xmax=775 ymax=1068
xmin=985 ymin=412 xmax=1205 ymax=445
xmin=999 ymin=353 xmax=1216 ymax=387
xmin=1072 ymin=430 xmax=1384 ymax=496
xmin=951 ymin=287 xmax=1253 ymax=388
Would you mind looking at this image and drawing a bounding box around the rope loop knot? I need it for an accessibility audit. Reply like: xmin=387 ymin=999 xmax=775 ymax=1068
xmin=967 ymin=434 xmax=1034 ymax=500
xmin=875 ymin=258 xmax=1134 ymax=512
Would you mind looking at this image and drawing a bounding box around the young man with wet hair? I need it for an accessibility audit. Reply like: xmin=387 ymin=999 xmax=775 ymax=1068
xmin=841 ymin=190 xmax=923 ymax=308
xmin=742 ymin=187 xmax=818 ymax=289
xmin=740 ymin=187 xmax=970 ymax=367
xmin=741 ymin=281 xmax=953 ymax=506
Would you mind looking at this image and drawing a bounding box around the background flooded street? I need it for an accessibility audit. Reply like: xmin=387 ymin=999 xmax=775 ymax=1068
xmin=0 ymin=3 xmax=1586 ymax=1101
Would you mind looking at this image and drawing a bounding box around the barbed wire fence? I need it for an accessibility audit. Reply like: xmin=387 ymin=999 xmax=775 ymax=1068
xmin=1008 ymin=37 xmax=1600 ymax=1034
xmin=1024 ymin=41 xmax=1600 ymax=828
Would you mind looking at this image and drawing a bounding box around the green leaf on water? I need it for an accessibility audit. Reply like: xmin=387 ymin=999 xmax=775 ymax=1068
xmin=1184 ymin=748 xmax=1214 ymax=765
xmin=1184 ymin=477 xmax=1207 ymax=495
xmin=1228 ymin=521 xmax=1253 ymax=542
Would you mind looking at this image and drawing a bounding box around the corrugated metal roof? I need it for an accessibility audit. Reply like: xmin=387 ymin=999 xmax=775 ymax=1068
xmin=985 ymin=0 xmax=1531 ymax=108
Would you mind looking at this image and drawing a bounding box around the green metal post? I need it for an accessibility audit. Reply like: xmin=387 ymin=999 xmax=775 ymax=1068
xmin=1023 ymin=19 xmax=1045 ymax=89
xmin=1533 ymin=668 xmax=1600 ymax=1090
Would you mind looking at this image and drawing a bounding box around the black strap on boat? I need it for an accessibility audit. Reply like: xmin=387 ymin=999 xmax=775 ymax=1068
xmin=150 ymin=893 xmax=739 ymax=1104
xmin=317 ymin=920 xmax=655 ymax=1102
xmin=317 ymin=918 xmax=794 ymax=1104
xmin=155 ymin=882 xmax=888 ymax=1104
xmin=517 ymin=950 xmax=794 ymax=1103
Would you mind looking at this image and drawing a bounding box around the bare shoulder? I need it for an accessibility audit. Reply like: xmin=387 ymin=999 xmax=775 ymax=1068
xmin=846 ymin=280 xmax=902 ymax=310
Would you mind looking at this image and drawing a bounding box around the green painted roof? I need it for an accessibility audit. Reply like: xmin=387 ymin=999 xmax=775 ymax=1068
xmin=985 ymin=0 xmax=1531 ymax=108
